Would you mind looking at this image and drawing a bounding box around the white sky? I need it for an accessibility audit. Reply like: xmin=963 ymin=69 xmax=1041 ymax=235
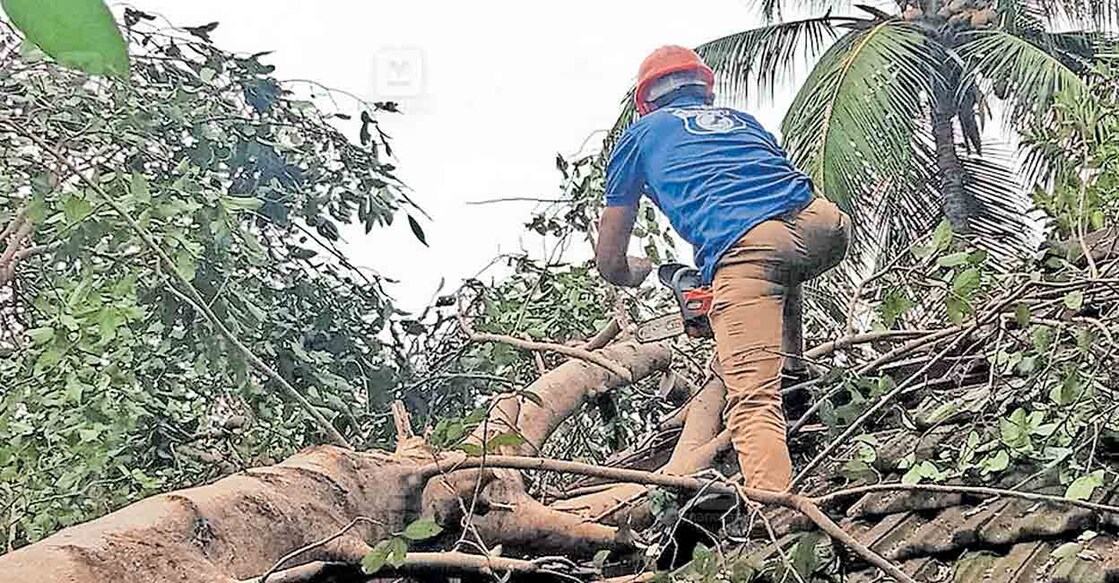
xmin=129 ymin=1 xmax=801 ymax=312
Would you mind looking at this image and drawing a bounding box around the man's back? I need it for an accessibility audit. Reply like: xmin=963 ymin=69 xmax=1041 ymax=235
xmin=605 ymin=95 xmax=813 ymax=283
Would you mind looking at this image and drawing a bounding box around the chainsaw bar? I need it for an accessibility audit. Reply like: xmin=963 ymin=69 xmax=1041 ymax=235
xmin=635 ymin=312 xmax=686 ymax=343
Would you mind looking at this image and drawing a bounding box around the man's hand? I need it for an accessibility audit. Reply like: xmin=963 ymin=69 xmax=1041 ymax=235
xmin=596 ymin=205 xmax=651 ymax=287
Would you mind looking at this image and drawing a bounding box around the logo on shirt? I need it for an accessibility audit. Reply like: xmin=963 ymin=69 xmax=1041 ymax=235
xmin=670 ymin=108 xmax=747 ymax=135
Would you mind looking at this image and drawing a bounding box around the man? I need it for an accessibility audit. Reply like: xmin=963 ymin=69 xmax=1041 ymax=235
xmin=595 ymin=46 xmax=851 ymax=492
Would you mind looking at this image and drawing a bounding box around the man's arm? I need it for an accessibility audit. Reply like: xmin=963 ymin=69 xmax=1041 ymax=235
xmin=596 ymin=205 xmax=652 ymax=288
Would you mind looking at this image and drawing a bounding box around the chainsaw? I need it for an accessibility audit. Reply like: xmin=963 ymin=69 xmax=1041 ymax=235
xmin=635 ymin=263 xmax=714 ymax=343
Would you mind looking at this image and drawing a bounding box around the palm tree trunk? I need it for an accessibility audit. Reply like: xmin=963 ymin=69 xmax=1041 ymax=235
xmin=932 ymin=77 xmax=974 ymax=231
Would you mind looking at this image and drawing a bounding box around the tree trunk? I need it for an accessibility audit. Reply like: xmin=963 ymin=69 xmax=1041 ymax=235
xmin=932 ymin=68 xmax=976 ymax=231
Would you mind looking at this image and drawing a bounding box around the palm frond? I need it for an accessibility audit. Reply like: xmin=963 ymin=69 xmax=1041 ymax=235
xmin=873 ymin=135 xmax=1043 ymax=271
xmin=958 ymin=149 xmax=1049 ymax=266
xmin=1022 ymin=0 xmax=1119 ymax=30
xmin=746 ymin=0 xmax=861 ymax=23
xmin=958 ymin=28 xmax=1091 ymax=128
xmin=781 ymin=21 xmax=941 ymax=231
xmin=697 ymin=16 xmax=860 ymax=105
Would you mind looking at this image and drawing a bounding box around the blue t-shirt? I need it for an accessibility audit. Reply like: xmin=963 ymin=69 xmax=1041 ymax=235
xmin=605 ymin=95 xmax=813 ymax=284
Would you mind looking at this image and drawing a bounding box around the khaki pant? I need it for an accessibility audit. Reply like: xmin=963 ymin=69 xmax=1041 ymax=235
xmin=710 ymin=197 xmax=851 ymax=491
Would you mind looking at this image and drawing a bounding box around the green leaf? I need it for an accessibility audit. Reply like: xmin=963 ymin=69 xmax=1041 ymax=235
xmin=485 ymin=432 xmax=526 ymax=450
xmin=980 ymin=450 xmax=1010 ymax=473
xmin=386 ymin=537 xmax=408 ymax=568
xmin=1000 ymin=408 xmax=1034 ymax=451
xmin=1031 ymin=325 xmax=1054 ymax=353
xmin=1063 ymin=290 xmax=1085 ymax=311
xmin=222 ymin=196 xmax=263 ymax=212
xmin=790 ymin=532 xmax=822 ymax=578
xmin=407 ymin=215 xmax=428 ymax=246
xmin=402 ymin=518 xmax=442 ymax=541
xmin=938 ymin=252 xmax=971 ymax=267
xmin=952 ymin=267 xmax=982 ymax=298
xmin=1 ymin=0 xmax=130 ymax=76
xmin=463 ymin=408 xmax=488 ymax=425
xmin=879 ymin=288 xmax=914 ymax=328
xmin=1065 ymin=470 xmax=1105 ymax=501
xmin=62 ymin=194 xmax=93 ymax=223
xmin=26 ymin=326 xmax=55 ymax=345
xmin=932 ymin=220 xmax=954 ymax=251
xmin=129 ymin=173 xmax=150 ymax=204
xmin=593 ymin=549 xmax=611 ymax=571
xmin=361 ymin=539 xmax=392 ymax=574
xmin=457 ymin=443 xmax=483 ymax=456
xmin=1015 ymin=303 xmax=1032 ymax=328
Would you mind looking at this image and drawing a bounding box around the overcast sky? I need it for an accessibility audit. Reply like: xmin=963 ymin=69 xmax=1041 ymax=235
xmin=129 ymin=1 xmax=803 ymax=312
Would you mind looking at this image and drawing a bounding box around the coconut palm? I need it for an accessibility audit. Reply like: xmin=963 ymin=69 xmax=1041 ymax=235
xmin=613 ymin=0 xmax=1117 ymax=275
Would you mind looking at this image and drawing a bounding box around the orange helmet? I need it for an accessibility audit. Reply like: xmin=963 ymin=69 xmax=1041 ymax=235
xmin=634 ymin=45 xmax=714 ymax=116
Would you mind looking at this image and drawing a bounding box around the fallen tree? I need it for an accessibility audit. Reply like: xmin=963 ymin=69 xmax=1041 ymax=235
xmin=0 ymin=341 xmax=672 ymax=582
xmin=7 ymin=240 xmax=1119 ymax=582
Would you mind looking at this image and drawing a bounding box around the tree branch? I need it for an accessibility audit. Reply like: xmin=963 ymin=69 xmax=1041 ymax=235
xmin=467 ymin=329 xmax=633 ymax=383
xmin=413 ymin=455 xmax=916 ymax=583
xmin=804 ymin=329 xmax=935 ymax=359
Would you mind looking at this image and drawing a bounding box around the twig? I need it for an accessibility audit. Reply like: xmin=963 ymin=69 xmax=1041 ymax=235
xmin=466 ymin=197 xmax=570 ymax=205
xmin=813 ymin=482 xmax=1119 ymax=516
xmin=413 ymin=455 xmax=916 ymax=583
xmin=7 ymin=122 xmax=351 ymax=448
xmin=804 ymin=330 xmax=934 ymax=360
xmin=391 ymin=400 xmax=415 ymax=441
xmin=755 ymin=506 xmax=807 ymax=583
xmin=253 ymin=516 xmax=382 ymax=583
xmin=464 ymin=327 xmax=634 ymax=383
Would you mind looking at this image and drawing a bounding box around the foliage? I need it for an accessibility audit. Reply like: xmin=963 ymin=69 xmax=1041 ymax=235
xmin=1023 ymin=66 xmax=1119 ymax=240
xmin=0 ymin=11 xmax=422 ymax=546
xmin=0 ymin=0 xmax=128 ymax=76
xmin=361 ymin=518 xmax=443 ymax=574
xmin=811 ymin=66 xmax=1119 ymax=503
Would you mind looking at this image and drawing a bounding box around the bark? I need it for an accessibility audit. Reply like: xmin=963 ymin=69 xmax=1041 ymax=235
xmin=932 ymin=73 xmax=976 ymax=231
xmin=0 ymin=447 xmax=414 ymax=583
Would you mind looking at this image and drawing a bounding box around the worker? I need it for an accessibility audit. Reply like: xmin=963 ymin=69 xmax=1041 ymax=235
xmin=594 ymin=46 xmax=851 ymax=492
